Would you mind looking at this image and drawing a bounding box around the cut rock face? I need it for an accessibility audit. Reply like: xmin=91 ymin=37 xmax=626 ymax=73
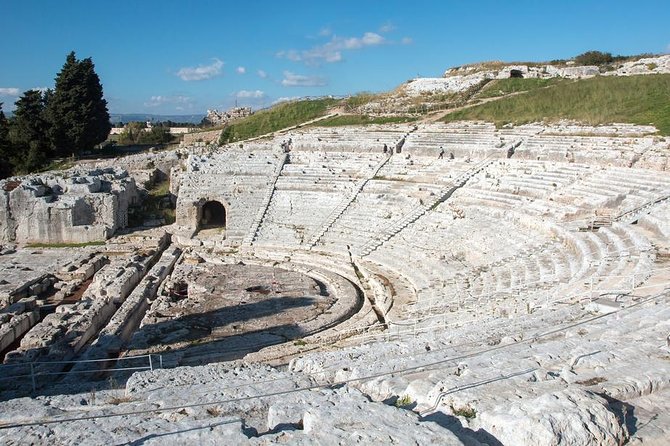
xmin=0 ymin=167 xmax=138 ymax=245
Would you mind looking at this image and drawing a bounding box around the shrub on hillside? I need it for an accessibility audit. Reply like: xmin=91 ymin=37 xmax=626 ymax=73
xmin=574 ymin=51 xmax=614 ymax=66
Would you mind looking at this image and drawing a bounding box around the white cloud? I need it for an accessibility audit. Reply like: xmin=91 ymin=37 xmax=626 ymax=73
xmin=342 ymin=32 xmax=384 ymax=49
xmin=257 ymin=69 xmax=268 ymax=79
xmin=236 ymin=66 xmax=246 ymax=74
xmin=144 ymin=95 xmax=193 ymax=108
xmin=236 ymin=89 xmax=265 ymax=98
xmin=318 ymin=27 xmax=332 ymax=37
xmin=277 ymin=31 xmax=386 ymax=65
xmin=32 ymin=86 xmax=50 ymax=93
xmin=379 ymin=23 xmax=395 ymax=33
xmin=0 ymin=87 xmax=20 ymax=96
xmin=176 ymin=58 xmax=223 ymax=81
xmin=401 ymin=37 xmax=413 ymax=45
xmin=281 ymin=71 xmax=327 ymax=87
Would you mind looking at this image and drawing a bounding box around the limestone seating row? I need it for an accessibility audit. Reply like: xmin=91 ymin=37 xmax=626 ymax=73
xmin=0 ymin=273 xmax=54 ymax=308
xmin=305 ymin=153 xmax=394 ymax=247
xmin=291 ymin=125 xmax=411 ymax=141
xmin=241 ymin=152 xmax=287 ymax=246
xmin=273 ymin=175 xmax=357 ymax=192
xmin=356 ymin=159 xmax=496 ymax=256
xmin=290 ymin=132 xmax=408 ymax=153
xmin=454 ymin=162 xmax=670 ymax=222
xmin=254 ymin=191 xmax=346 ymax=247
xmin=355 ymin=260 xmax=417 ymax=322
xmin=517 ymin=136 xmax=652 ymax=162
xmin=452 ymin=187 xmax=531 ymax=210
xmin=0 ymin=297 xmax=39 ymax=354
xmin=377 ymin=203 xmax=650 ymax=318
xmin=616 ymin=193 xmax=670 ymax=226
xmin=404 ymin=134 xmax=504 ymax=150
xmin=254 ymin=152 xmax=374 ymax=237
xmin=187 ymin=151 xmax=280 ymax=176
xmin=2 ymin=242 xmax=166 ymax=370
xmin=288 ymin=291 xmax=669 ymax=430
xmin=285 ymin=150 xmax=384 ymax=169
xmin=364 ymin=207 xmax=548 ymax=315
xmin=374 ymin=158 xmax=476 ymax=185
xmin=639 ymin=202 xmax=670 ymax=238
xmin=318 ymin=186 xmax=429 ymax=252
xmin=365 ymin=247 xmax=454 ymax=313
xmin=473 ymin=160 xmax=592 ymax=199
xmin=635 ymin=144 xmax=670 ymax=171
xmin=461 ymin=223 xmax=650 ymax=306
xmin=244 ymin=247 xmax=381 ymax=347
xmin=64 ymin=246 xmax=182 ymax=379
xmin=518 ymin=122 xmax=657 ymax=136
xmin=462 ymin=241 xmax=572 ymax=299
xmin=412 ymin=245 xmax=564 ymax=313
xmin=344 ymin=301 xmax=670 ymax=431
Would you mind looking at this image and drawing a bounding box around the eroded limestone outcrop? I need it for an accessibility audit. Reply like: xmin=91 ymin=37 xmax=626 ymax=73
xmin=0 ymin=167 xmax=138 ymax=245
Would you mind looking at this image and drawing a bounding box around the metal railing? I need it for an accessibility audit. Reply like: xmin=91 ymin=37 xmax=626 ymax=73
xmin=0 ymin=354 xmax=161 ymax=393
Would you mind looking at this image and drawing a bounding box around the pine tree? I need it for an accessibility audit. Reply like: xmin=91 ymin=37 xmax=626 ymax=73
xmin=9 ymin=90 xmax=50 ymax=173
xmin=47 ymin=51 xmax=111 ymax=156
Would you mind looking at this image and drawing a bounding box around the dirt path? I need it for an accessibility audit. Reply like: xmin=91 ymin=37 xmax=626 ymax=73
xmin=419 ymin=91 xmax=526 ymax=123
xmin=418 ymin=79 xmax=575 ymax=124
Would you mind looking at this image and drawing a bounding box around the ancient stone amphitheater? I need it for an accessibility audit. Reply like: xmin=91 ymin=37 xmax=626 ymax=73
xmin=1 ymin=121 xmax=670 ymax=445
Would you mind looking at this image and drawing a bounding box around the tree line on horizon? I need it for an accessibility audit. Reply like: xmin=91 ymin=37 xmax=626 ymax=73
xmin=0 ymin=52 xmax=111 ymax=179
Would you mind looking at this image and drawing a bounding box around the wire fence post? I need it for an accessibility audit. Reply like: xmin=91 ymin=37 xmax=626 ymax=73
xmin=148 ymin=355 xmax=153 ymax=371
xmin=30 ymin=363 xmax=36 ymax=393
xmin=159 ymin=354 xmax=163 ymax=369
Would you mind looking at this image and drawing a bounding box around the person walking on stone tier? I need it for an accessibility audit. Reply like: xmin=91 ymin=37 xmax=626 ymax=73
xmin=383 ymin=143 xmax=388 ymax=154
xmin=438 ymin=147 xmax=445 ymax=159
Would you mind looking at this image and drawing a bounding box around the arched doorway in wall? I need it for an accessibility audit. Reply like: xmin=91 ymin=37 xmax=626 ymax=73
xmin=200 ymin=200 xmax=226 ymax=229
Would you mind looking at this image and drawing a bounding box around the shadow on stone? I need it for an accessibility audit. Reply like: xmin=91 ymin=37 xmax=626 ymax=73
xmin=420 ymin=411 xmax=503 ymax=446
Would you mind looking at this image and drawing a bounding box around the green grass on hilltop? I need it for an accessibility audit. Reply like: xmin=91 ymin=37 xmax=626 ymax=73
xmin=315 ymin=115 xmax=417 ymax=127
xmin=444 ymin=74 xmax=670 ymax=134
xmin=219 ymin=98 xmax=339 ymax=143
xmin=476 ymin=77 xmax=568 ymax=99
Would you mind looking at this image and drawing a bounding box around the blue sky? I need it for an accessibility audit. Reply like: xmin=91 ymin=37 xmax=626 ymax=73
xmin=1 ymin=0 xmax=668 ymax=115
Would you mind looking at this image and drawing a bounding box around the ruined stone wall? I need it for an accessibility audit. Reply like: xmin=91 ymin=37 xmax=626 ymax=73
xmin=0 ymin=168 xmax=138 ymax=244
xmin=181 ymin=129 xmax=222 ymax=146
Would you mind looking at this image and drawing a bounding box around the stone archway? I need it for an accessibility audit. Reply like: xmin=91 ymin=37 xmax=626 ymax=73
xmin=200 ymin=200 xmax=226 ymax=229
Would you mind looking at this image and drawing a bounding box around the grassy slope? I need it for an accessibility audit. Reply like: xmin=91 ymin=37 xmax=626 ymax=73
xmin=476 ymin=77 xmax=568 ymax=98
xmin=445 ymin=74 xmax=670 ymax=134
xmin=220 ymin=98 xmax=340 ymax=143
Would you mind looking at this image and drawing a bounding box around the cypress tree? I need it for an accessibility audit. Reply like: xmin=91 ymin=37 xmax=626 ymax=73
xmin=47 ymin=51 xmax=111 ymax=156
xmin=9 ymin=90 xmax=50 ymax=173
xmin=0 ymin=102 xmax=12 ymax=178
